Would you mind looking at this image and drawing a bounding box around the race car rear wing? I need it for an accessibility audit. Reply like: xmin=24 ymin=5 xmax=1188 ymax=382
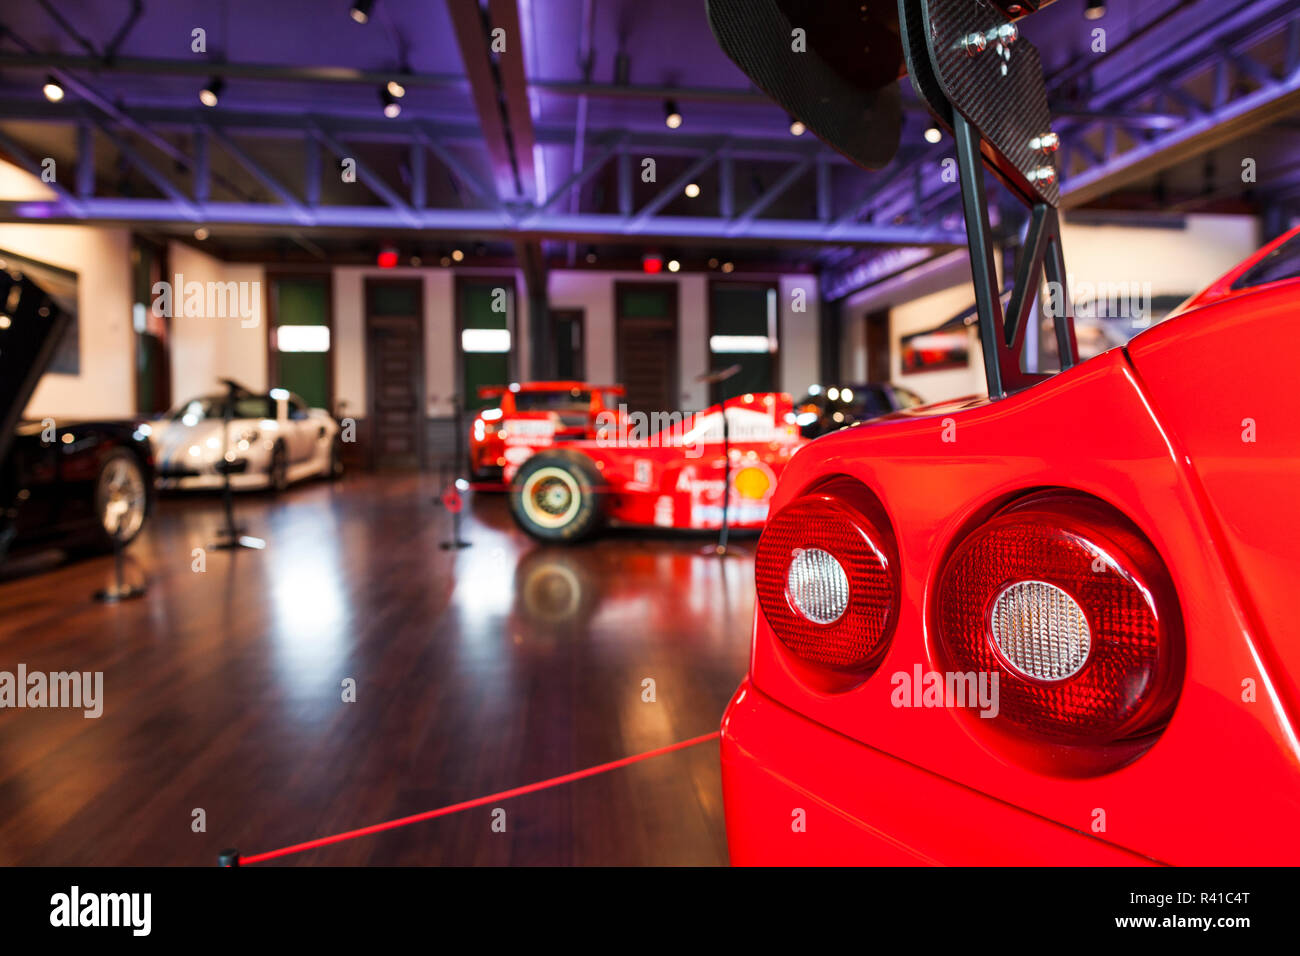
xmin=707 ymin=0 xmax=1078 ymax=399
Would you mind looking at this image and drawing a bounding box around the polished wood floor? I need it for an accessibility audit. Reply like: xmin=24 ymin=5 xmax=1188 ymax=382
xmin=0 ymin=473 xmax=757 ymax=865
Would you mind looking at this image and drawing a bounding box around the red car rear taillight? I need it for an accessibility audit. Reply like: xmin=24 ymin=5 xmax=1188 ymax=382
xmin=936 ymin=491 xmax=1183 ymax=747
xmin=755 ymin=482 xmax=898 ymax=685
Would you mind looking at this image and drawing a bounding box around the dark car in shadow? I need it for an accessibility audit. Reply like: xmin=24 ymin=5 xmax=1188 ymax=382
xmin=0 ymin=259 xmax=154 ymax=563
xmin=792 ymin=383 xmax=924 ymax=439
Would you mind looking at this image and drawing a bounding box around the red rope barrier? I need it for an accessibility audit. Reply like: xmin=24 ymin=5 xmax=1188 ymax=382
xmin=240 ymin=730 xmax=721 ymax=864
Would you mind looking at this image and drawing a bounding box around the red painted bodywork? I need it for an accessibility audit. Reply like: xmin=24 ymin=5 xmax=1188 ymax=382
xmin=723 ymin=228 xmax=1300 ymax=865
xmin=503 ymin=392 xmax=807 ymax=530
xmin=469 ymin=381 xmax=624 ymax=479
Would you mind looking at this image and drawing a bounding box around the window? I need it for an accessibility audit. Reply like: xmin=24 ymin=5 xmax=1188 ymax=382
xmin=1231 ymin=232 xmax=1300 ymax=290
xmin=459 ymin=279 xmax=514 ymax=410
xmin=709 ymin=282 xmax=778 ymax=402
xmin=269 ymin=276 xmax=331 ymax=411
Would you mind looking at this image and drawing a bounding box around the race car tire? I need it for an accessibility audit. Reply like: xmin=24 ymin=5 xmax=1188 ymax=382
xmin=509 ymin=450 xmax=605 ymax=542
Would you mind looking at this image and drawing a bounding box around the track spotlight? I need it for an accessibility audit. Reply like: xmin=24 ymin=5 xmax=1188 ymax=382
xmin=584 ymin=246 xmax=597 ymax=264
xmin=387 ymin=79 xmax=406 ymax=98
xmin=451 ymin=249 xmax=465 ymax=262
xmin=1085 ymin=0 xmax=1106 ymax=20
xmin=924 ymin=125 xmax=942 ymax=144
xmin=199 ymin=77 xmax=224 ymax=108
xmin=789 ymin=116 xmax=806 ymax=136
xmin=684 ymin=182 xmax=701 ymax=199
xmin=42 ymin=75 xmax=65 ymax=102
xmin=667 ymin=259 xmax=681 ymax=273
xmin=350 ymin=0 xmax=374 ymax=24
xmin=380 ymin=86 xmax=401 ymax=118
xmin=664 ymin=99 xmax=683 ymax=129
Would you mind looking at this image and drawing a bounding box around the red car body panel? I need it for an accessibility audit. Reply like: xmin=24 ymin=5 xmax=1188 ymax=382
xmin=723 ymin=233 xmax=1300 ymax=865
xmin=503 ymin=392 xmax=807 ymax=530
xmin=469 ymin=381 xmax=624 ymax=478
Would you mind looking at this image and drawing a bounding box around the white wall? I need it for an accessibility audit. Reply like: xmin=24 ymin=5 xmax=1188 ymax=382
xmin=0 ymin=159 xmax=135 ymax=420
xmin=331 ymin=265 xmax=459 ymax=418
xmin=839 ymin=214 xmax=1263 ymax=405
xmin=1060 ymin=213 xmax=1259 ymax=300
xmin=167 ymin=241 xmax=267 ymax=401
xmin=779 ymin=274 xmax=820 ymax=399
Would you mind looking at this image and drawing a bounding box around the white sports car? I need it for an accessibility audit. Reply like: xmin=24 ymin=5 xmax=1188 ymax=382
xmin=152 ymin=385 xmax=341 ymax=492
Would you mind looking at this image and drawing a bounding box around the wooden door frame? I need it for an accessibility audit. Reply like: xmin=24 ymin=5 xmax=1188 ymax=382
xmin=706 ymin=277 xmax=782 ymax=397
xmin=613 ymin=280 xmax=679 ymax=410
xmin=549 ymin=307 xmax=585 ymax=381
xmin=129 ymin=233 xmax=171 ymax=415
xmin=364 ymin=276 xmax=425 ymax=470
xmin=265 ymin=270 xmax=336 ymax=411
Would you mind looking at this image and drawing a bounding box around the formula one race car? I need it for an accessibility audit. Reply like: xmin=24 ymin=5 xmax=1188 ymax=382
xmin=710 ymin=0 xmax=1300 ymax=866
xmin=505 ymin=392 xmax=805 ymax=542
xmin=469 ymin=381 xmax=624 ymax=482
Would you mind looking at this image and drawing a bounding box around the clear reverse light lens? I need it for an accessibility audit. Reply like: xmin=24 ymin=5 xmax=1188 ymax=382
xmin=990 ymin=580 xmax=1091 ymax=681
xmin=787 ymin=548 xmax=850 ymax=624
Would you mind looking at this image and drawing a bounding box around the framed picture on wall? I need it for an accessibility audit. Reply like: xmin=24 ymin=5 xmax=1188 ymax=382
xmin=0 ymin=247 xmax=79 ymax=375
xmin=899 ymin=322 xmax=971 ymax=374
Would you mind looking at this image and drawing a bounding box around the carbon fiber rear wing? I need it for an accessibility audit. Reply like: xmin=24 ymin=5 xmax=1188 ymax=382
xmin=707 ymin=0 xmax=1079 ymax=398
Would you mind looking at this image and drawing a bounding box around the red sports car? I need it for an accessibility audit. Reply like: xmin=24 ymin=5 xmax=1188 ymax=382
xmin=504 ymin=392 xmax=806 ymax=541
xmin=469 ymin=381 xmax=624 ymax=482
xmin=711 ymin=0 xmax=1300 ymax=866
xmin=724 ymin=230 xmax=1300 ymax=868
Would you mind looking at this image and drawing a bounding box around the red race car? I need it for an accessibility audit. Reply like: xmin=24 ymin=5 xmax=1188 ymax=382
xmin=469 ymin=381 xmax=624 ymax=482
xmin=712 ymin=0 xmax=1300 ymax=865
xmin=503 ymin=392 xmax=806 ymax=541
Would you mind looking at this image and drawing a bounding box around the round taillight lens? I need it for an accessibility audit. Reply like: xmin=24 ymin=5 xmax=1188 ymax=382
xmin=787 ymin=548 xmax=850 ymax=624
xmin=936 ymin=492 xmax=1183 ymax=745
xmin=755 ymin=491 xmax=897 ymax=677
xmin=989 ymin=580 xmax=1091 ymax=681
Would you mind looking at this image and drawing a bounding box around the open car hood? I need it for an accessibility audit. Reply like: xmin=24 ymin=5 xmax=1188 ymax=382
xmin=0 ymin=252 xmax=76 ymax=466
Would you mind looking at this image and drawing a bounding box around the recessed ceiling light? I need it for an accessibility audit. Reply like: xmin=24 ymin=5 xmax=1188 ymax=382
xmin=667 ymin=259 xmax=681 ymax=272
xmin=924 ymin=126 xmax=942 ymax=144
xmin=194 ymin=227 xmax=210 ymax=241
xmin=451 ymin=249 xmax=465 ymax=262
xmin=721 ymin=261 xmax=734 ymax=273
xmin=199 ymin=77 xmax=224 ymax=108
xmin=684 ymin=182 xmax=701 ymax=198
xmin=664 ymin=99 xmax=683 ymax=129
xmin=789 ymin=117 xmax=806 ymax=136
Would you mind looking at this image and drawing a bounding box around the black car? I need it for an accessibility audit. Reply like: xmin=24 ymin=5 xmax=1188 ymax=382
xmin=0 ymin=262 xmax=154 ymax=563
xmin=792 ymin=383 xmax=924 ymax=439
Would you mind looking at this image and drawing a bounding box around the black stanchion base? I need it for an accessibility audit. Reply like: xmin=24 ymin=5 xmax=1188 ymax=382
xmin=217 ymin=849 xmax=240 ymax=867
xmin=94 ymin=584 xmax=147 ymax=603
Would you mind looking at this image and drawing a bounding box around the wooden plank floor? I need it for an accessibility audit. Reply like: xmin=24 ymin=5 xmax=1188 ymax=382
xmin=0 ymin=473 xmax=755 ymax=865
